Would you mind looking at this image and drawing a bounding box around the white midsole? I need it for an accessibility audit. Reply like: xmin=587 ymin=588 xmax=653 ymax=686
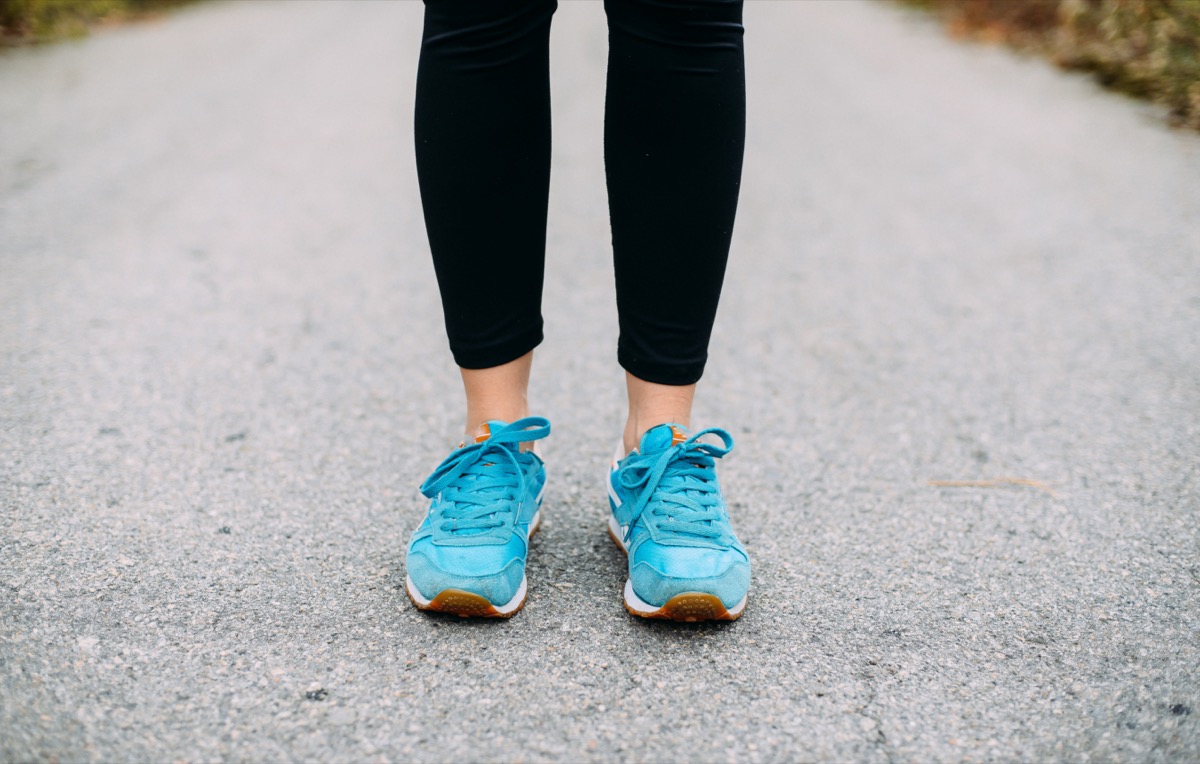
xmin=607 ymin=439 xmax=625 ymax=507
xmin=608 ymin=513 xmax=628 ymax=552
xmin=606 ymin=437 xmax=628 ymax=549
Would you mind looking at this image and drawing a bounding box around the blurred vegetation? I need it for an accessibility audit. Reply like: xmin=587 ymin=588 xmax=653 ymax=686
xmin=0 ymin=0 xmax=192 ymax=43
xmin=906 ymin=0 xmax=1200 ymax=129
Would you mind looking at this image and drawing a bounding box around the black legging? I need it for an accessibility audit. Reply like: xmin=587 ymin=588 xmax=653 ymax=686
xmin=415 ymin=0 xmax=745 ymax=386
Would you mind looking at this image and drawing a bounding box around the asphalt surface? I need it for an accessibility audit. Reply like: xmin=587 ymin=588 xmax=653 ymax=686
xmin=2 ymin=1 xmax=1199 ymax=761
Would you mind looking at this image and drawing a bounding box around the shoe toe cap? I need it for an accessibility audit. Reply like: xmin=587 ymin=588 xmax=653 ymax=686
xmin=406 ymin=541 xmax=525 ymax=606
xmin=630 ymin=543 xmax=750 ymax=609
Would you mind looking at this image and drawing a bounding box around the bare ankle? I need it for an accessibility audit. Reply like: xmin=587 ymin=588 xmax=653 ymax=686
xmin=466 ymin=405 xmax=531 ymax=439
xmin=623 ymin=372 xmax=696 ymax=455
xmin=460 ymin=351 xmax=534 ymax=440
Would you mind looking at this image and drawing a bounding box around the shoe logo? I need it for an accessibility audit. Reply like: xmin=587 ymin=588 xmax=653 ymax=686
xmin=669 ymin=425 xmax=688 ymax=446
xmin=473 ymin=422 xmax=492 ymax=444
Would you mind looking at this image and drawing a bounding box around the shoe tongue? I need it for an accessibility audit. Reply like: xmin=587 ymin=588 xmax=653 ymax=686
xmin=638 ymin=423 xmax=690 ymax=454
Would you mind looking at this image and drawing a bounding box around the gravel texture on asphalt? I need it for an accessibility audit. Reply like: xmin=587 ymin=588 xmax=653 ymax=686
xmin=2 ymin=1 xmax=1198 ymax=761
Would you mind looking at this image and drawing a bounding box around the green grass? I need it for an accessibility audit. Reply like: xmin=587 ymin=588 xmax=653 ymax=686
xmin=0 ymin=0 xmax=192 ymax=43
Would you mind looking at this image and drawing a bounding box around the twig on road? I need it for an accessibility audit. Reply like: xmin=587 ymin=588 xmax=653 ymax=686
xmin=928 ymin=477 xmax=1061 ymax=498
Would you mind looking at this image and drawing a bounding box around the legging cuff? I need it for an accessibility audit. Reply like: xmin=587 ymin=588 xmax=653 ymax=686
xmin=450 ymin=325 xmax=543 ymax=371
xmin=618 ymin=347 xmax=705 ymax=387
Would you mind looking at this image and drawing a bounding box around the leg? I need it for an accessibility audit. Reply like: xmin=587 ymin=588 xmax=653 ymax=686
xmin=603 ymin=0 xmax=751 ymax=623
xmin=407 ymin=1 xmax=556 ymax=619
xmin=462 ymin=350 xmax=533 ymax=439
xmin=623 ymin=374 xmax=694 ymax=455
xmin=602 ymin=0 xmax=746 ymax=450
xmin=414 ymin=0 xmax=557 ymax=437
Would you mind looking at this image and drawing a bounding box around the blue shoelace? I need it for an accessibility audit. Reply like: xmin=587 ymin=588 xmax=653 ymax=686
xmin=419 ymin=417 xmax=550 ymax=535
xmin=615 ymin=428 xmax=734 ymax=543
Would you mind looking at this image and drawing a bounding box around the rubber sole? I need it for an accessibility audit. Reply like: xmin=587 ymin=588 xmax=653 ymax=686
xmin=405 ymin=511 xmax=541 ymax=619
xmin=626 ymin=590 xmax=739 ymax=622
xmin=407 ymin=584 xmax=526 ymax=619
xmin=607 ymin=516 xmax=747 ymax=622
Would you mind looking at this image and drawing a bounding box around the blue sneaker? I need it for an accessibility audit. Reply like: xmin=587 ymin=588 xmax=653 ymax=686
xmin=607 ymin=424 xmax=751 ymax=621
xmin=405 ymin=417 xmax=550 ymax=618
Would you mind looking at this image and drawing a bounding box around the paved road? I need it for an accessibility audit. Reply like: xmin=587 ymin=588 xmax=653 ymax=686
xmin=2 ymin=1 xmax=1198 ymax=761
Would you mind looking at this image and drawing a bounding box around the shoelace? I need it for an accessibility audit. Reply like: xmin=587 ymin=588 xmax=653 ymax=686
xmin=418 ymin=417 xmax=551 ymax=534
xmin=616 ymin=427 xmax=734 ymax=543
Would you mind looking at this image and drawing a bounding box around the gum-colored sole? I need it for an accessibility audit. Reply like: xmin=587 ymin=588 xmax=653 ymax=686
xmin=608 ymin=521 xmax=744 ymax=622
xmin=624 ymin=592 xmax=739 ymax=622
xmin=409 ymin=587 xmax=523 ymax=619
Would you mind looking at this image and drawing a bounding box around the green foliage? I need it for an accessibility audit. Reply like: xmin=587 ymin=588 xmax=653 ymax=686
xmin=1057 ymin=0 xmax=1200 ymax=127
xmin=0 ymin=0 xmax=187 ymax=42
xmin=906 ymin=0 xmax=1200 ymax=129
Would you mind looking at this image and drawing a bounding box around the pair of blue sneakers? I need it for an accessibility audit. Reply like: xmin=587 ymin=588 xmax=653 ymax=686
xmin=404 ymin=417 xmax=750 ymax=621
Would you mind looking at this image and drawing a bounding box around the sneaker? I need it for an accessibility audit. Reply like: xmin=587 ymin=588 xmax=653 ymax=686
xmin=405 ymin=417 xmax=550 ymax=618
xmin=607 ymin=424 xmax=751 ymax=621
